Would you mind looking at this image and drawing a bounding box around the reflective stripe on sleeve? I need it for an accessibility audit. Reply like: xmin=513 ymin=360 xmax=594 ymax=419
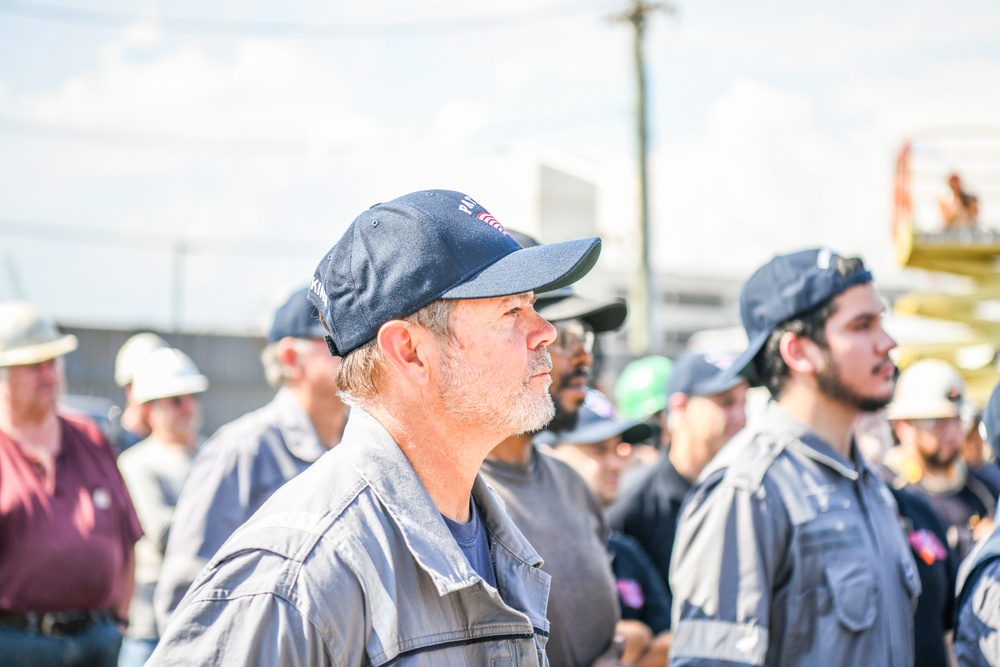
xmin=672 ymin=618 xmax=769 ymax=666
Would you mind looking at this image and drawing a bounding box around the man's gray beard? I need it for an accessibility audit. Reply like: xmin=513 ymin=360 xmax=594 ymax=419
xmin=438 ymin=347 xmax=555 ymax=435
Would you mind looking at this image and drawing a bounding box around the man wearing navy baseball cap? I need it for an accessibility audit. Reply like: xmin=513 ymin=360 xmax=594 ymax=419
xmin=608 ymin=351 xmax=747 ymax=601
xmin=669 ymin=249 xmax=920 ymax=667
xmin=149 ymin=190 xmax=602 ymax=666
xmin=153 ymin=287 xmax=347 ymax=633
xmin=955 ymin=381 xmax=1000 ymax=666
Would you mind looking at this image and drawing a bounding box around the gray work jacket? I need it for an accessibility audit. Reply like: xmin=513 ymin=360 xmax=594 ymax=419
xmin=669 ymin=403 xmax=920 ymax=667
xmin=154 ymin=388 xmax=327 ymax=630
xmin=954 ymin=523 xmax=1000 ymax=666
xmin=147 ymin=408 xmax=552 ymax=667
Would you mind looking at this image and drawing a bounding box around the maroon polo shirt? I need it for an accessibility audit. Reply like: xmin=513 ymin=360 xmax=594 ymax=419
xmin=0 ymin=413 xmax=142 ymax=613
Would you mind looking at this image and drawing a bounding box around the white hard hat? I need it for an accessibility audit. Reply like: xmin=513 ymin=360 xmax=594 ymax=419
xmin=115 ymin=332 xmax=168 ymax=387
xmin=131 ymin=347 xmax=209 ymax=404
xmin=886 ymin=358 xmax=965 ymax=421
xmin=0 ymin=301 xmax=77 ymax=367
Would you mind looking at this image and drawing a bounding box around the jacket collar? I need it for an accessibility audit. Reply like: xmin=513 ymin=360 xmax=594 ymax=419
xmin=764 ymin=402 xmax=866 ymax=481
xmin=272 ymin=387 xmax=327 ymax=463
xmin=340 ymin=409 xmax=543 ymax=596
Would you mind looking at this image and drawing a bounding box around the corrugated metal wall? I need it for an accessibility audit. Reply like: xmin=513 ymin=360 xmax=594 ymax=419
xmin=60 ymin=326 xmax=275 ymax=436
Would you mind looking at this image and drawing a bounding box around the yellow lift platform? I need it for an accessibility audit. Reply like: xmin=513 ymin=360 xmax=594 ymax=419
xmin=891 ymin=135 xmax=1000 ymax=406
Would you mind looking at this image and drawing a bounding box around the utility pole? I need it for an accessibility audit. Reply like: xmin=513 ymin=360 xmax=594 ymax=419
xmin=617 ymin=0 xmax=671 ymax=355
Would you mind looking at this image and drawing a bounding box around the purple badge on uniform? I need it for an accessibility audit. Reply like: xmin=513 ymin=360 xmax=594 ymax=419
xmin=909 ymin=529 xmax=947 ymax=565
xmin=617 ymin=579 xmax=645 ymax=610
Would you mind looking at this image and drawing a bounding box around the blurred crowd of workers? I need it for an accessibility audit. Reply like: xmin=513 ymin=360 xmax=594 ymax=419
xmin=3 ymin=188 xmax=1000 ymax=667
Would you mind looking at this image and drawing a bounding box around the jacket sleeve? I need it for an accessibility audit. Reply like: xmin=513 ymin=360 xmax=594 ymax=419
xmin=148 ymin=547 xmax=368 ymax=667
xmin=955 ymin=560 xmax=1000 ymax=667
xmin=147 ymin=590 xmax=334 ymax=667
xmin=153 ymin=433 xmax=253 ymax=631
xmin=668 ymin=470 xmax=790 ymax=667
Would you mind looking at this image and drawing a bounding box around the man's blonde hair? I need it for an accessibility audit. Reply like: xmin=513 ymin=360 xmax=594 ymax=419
xmin=334 ymin=299 xmax=457 ymax=409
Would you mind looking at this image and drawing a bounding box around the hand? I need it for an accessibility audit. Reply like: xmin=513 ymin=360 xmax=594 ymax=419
xmin=616 ymin=620 xmax=653 ymax=665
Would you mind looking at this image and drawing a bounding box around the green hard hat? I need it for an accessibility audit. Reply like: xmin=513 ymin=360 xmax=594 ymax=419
xmin=615 ymin=355 xmax=674 ymax=420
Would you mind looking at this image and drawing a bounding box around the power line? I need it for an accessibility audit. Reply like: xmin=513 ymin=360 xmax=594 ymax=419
xmin=0 ymin=115 xmax=353 ymax=155
xmin=0 ymin=105 xmax=628 ymax=154
xmin=0 ymin=0 xmax=605 ymax=38
xmin=0 ymin=217 xmax=328 ymax=258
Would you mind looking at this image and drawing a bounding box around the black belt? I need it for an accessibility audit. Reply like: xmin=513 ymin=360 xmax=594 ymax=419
xmin=0 ymin=609 xmax=117 ymax=637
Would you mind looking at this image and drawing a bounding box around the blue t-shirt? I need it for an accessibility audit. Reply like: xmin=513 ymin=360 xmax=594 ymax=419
xmin=442 ymin=500 xmax=497 ymax=588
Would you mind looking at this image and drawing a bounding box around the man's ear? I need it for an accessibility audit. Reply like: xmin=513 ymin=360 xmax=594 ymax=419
xmin=778 ymin=330 xmax=821 ymax=376
xmin=277 ymin=338 xmax=302 ymax=380
xmin=377 ymin=320 xmax=432 ymax=384
xmin=667 ymin=392 xmax=688 ymax=416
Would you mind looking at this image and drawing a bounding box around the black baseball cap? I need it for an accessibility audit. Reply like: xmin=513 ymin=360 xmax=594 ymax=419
xmin=667 ymin=351 xmax=745 ymax=398
xmin=541 ymin=405 xmax=653 ymax=446
xmin=731 ymin=247 xmax=872 ymax=384
xmin=309 ymin=190 xmax=602 ymax=356
xmin=268 ymin=288 xmax=327 ymax=343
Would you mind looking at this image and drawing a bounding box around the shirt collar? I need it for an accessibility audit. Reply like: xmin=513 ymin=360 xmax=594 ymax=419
xmin=340 ymin=409 xmax=543 ymax=596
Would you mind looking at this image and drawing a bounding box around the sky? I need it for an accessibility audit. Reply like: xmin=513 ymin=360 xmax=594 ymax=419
xmin=1 ymin=0 xmax=998 ymax=334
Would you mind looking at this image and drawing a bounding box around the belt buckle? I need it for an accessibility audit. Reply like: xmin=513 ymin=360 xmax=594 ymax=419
xmin=40 ymin=613 xmax=60 ymax=637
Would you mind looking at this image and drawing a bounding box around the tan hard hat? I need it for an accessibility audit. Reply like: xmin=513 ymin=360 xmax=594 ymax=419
xmin=886 ymin=358 xmax=965 ymax=421
xmin=0 ymin=301 xmax=78 ymax=367
xmin=131 ymin=347 xmax=209 ymax=404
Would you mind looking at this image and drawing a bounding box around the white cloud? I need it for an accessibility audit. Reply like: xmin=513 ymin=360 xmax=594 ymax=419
xmin=649 ymin=79 xmax=892 ymax=277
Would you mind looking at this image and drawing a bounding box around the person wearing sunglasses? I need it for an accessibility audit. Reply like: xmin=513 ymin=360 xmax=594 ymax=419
xmin=482 ymin=231 xmax=631 ymax=667
xmin=117 ymin=347 xmax=208 ymax=667
xmin=884 ymin=358 xmax=998 ymax=560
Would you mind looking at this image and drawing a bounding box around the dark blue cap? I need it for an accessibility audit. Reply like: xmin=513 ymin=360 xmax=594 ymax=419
xmin=309 ymin=190 xmax=602 ymax=357
xmin=268 ymin=288 xmax=327 ymax=343
xmin=509 ymin=229 xmax=627 ymax=333
xmin=730 ymin=247 xmax=872 ymax=383
xmin=982 ymin=383 xmax=1000 ymax=463
xmin=667 ymin=351 xmax=745 ymax=398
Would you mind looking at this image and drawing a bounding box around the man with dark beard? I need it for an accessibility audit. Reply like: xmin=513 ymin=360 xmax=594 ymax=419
xmin=668 ymin=248 xmax=920 ymax=667
xmin=481 ymin=230 xmax=633 ymax=667
xmin=884 ymin=358 xmax=996 ymax=560
xmin=147 ymin=190 xmax=602 ymax=666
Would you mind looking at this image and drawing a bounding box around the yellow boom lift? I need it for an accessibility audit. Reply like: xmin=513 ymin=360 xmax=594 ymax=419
xmin=891 ymin=133 xmax=1000 ymax=406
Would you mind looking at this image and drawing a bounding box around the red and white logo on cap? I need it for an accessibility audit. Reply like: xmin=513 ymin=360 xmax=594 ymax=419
xmin=477 ymin=212 xmax=509 ymax=236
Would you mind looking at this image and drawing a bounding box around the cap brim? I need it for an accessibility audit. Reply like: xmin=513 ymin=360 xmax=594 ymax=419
xmin=723 ymin=328 xmax=772 ymax=388
xmin=554 ymin=418 xmax=654 ymax=445
xmin=136 ymin=376 xmax=209 ymax=404
xmin=0 ymin=335 xmax=78 ymax=367
xmin=271 ymin=323 xmax=327 ymax=343
xmin=441 ymin=237 xmax=601 ymax=300
xmin=885 ymin=399 xmax=962 ymax=421
xmin=536 ymin=294 xmax=628 ymax=334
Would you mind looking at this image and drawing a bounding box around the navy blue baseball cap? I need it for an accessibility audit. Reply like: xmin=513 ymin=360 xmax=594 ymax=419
xmin=730 ymin=247 xmax=872 ymax=384
xmin=309 ymin=190 xmax=602 ymax=357
xmin=667 ymin=351 xmax=745 ymax=398
xmin=509 ymin=230 xmax=627 ymax=333
xmin=981 ymin=383 xmax=1000 ymax=463
xmin=268 ymin=288 xmax=327 ymax=343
